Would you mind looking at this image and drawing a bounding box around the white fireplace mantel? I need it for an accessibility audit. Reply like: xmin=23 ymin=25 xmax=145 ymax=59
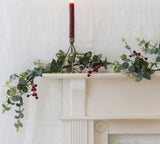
xmin=43 ymin=73 xmax=160 ymax=144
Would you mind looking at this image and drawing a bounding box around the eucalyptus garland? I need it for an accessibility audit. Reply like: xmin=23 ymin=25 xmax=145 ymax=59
xmin=2 ymin=38 xmax=160 ymax=132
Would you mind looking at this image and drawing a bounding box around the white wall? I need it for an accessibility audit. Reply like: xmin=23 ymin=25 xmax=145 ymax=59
xmin=1 ymin=0 xmax=160 ymax=143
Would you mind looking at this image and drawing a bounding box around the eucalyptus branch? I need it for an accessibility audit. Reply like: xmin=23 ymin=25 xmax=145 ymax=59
xmin=3 ymin=37 xmax=160 ymax=132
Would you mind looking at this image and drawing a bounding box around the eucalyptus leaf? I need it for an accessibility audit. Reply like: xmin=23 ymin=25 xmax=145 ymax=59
xmin=97 ymin=54 xmax=102 ymax=59
xmin=122 ymin=62 xmax=129 ymax=69
xmin=156 ymin=56 xmax=160 ymax=62
xmin=19 ymin=78 xmax=26 ymax=84
xmin=19 ymin=113 xmax=24 ymax=118
xmin=2 ymin=104 xmax=11 ymax=111
xmin=14 ymin=123 xmax=19 ymax=129
xmin=11 ymin=96 xmax=21 ymax=102
xmin=113 ymin=60 xmax=119 ymax=66
xmin=128 ymin=65 xmax=135 ymax=73
xmin=143 ymin=74 xmax=151 ymax=80
xmin=84 ymin=51 xmax=92 ymax=58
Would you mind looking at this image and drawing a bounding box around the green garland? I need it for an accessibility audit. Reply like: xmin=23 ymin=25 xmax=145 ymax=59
xmin=2 ymin=38 xmax=160 ymax=132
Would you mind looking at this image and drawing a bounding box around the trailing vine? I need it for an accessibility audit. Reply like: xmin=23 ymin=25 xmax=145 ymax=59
xmin=2 ymin=38 xmax=160 ymax=131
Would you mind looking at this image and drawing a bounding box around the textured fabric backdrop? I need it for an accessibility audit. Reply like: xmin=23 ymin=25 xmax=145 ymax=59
xmin=1 ymin=0 xmax=160 ymax=144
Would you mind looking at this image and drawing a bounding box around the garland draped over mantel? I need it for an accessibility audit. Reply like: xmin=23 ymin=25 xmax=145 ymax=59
xmin=2 ymin=38 xmax=160 ymax=132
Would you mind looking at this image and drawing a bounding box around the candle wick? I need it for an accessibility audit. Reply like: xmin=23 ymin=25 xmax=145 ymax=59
xmin=70 ymin=0 xmax=74 ymax=3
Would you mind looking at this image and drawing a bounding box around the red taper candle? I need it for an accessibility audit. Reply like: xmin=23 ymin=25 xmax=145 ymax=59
xmin=69 ymin=0 xmax=74 ymax=37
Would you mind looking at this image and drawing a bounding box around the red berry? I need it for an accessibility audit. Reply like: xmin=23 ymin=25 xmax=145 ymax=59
xmin=34 ymin=84 xmax=37 ymax=87
xmin=87 ymin=74 xmax=90 ymax=77
xmin=36 ymin=97 xmax=38 ymax=99
xmin=31 ymin=89 xmax=34 ymax=91
xmin=145 ymin=57 xmax=148 ymax=60
xmin=93 ymin=63 xmax=96 ymax=66
xmin=35 ymin=93 xmax=37 ymax=96
xmin=93 ymin=68 xmax=97 ymax=72
xmin=32 ymin=93 xmax=35 ymax=96
xmin=133 ymin=51 xmax=136 ymax=54
xmin=34 ymin=88 xmax=37 ymax=91
xmin=96 ymin=69 xmax=98 ymax=72
xmin=86 ymin=66 xmax=89 ymax=68
xmin=138 ymin=53 xmax=141 ymax=56
xmin=88 ymin=71 xmax=92 ymax=74
xmin=27 ymin=94 xmax=30 ymax=97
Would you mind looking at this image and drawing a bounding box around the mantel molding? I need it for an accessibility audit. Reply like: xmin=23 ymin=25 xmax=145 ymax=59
xmin=59 ymin=115 xmax=160 ymax=120
xmin=43 ymin=73 xmax=160 ymax=79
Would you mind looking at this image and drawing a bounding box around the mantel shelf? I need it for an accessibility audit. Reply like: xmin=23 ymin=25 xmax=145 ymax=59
xmin=59 ymin=115 xmax=160 ymax=120
xmin=43 ymin=72 xmax=160 ymax=79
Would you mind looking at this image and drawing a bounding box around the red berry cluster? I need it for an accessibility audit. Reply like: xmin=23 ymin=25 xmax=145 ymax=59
xmin=26 ymin=81 xmax=38 ymax=99
xmin=133 ymin=50 xmax=148 ymax=60
xmin=86 ymin=63 xmax=102 ymax=77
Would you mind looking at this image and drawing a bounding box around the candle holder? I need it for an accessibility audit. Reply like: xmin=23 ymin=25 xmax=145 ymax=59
xmin=60 ymin=37 xmax=84 ymax=73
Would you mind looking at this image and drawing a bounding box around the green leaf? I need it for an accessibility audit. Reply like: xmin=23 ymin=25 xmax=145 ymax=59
xmin=135 ymin=76 xmax=142 ymax=82
xmin=20 ymin=97 xmax=23 ymax=105
xmin=82 ymin=59 xmax=89 ymax=66
xmin=26 ymin=70 xmax=33 ymax=79
xmin=21 ymin=86 xmax=28 ymax=93
xmin=15 ymin=116 xmax=20 ymax=119
xmin=128 ymin=65 xmax=135 ymax=73
xmin=145 ymin=42 xmax=149 ymax=48
xmin=84 ymin=51 xmax=92 ymax=58
xmin=156 ymin=56 xmax=160 ymax=62
xmin=136 ymin=37 xmax=140 ymax=42
xmin=121 ymin=37 xmax=125 ymax=42
xmin=19 ymin=78 xmax=26 ymax=84
xmin=19 ymin=113 xmax=24 ymax=118
xmin=154 ymin=43 xmax=158 ymax=48
xmin=149 ymin=70 xmax=154 ymax=74
xmin=9 ymin=74 xmax=18 ymax=83
xmin=11 ymin=96 xmax=21 ymax=102
xmin=33 ymin=68 xmax=43 ymax=77
xmin=93 ymin=55 xmax=98 ymax=62
xmin=14 ymin=123 xmax=19 ymax=129
xmin=120 ymin=54 xmax=127 ymax=60
xmin=80 ymin=66 xmax=85 ymax=70
xmin=154 ymin=48 xmax=159 ymax=54
xmin=138 ymin=42 xmax=143 ymax=46
xmin=5 ymin=81 xmax=9 ymax=85
xmin=113 ymin=60 xmax=119 ymax=66
xmin=2 ymin=110 xmax=5 ymax=114
xmin=19 ymin=122 xmax=23 ymax=127
xmin=16 ymin=103 xmax=22 ymax=107
xmin=33 ymin=61 xmax=39 ymax=65
xmin=125 ymin=45 xmax=131 ymax=50
xmin=7 ymin=88 xmax=16 ymax=96
xmin=118 ymin=65 xmax=124 ymax=71
xmin=97 ymin=54 xmax=102 ymax=59
xmin=122 ymin=62 xmax=129 ymax=69
xmin=2 ymin=104 xmax=11 ymax=111
xmin=158 ymin=49 xmax=160 ymax=55
xmin=143 ymin=74 xmax=151 ymax=80
xmin=132 ymin=72 xmax=139 ymax=77
xmin=7 ymin=99 xmax=15 ymax=105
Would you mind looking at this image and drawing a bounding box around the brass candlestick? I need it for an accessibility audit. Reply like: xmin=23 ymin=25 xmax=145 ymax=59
xmin=61 ymin=36 xmax=84 ymax=73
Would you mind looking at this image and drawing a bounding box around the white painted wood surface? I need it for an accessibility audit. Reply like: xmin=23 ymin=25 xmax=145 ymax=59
xmin=43 ymin=73 xmax=160 ymax=144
